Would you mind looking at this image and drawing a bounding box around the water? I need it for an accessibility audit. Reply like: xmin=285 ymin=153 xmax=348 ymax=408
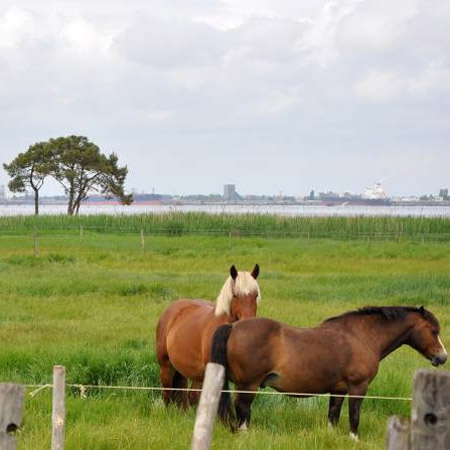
xmin=1 ymin=203 xmax=450 ymax=217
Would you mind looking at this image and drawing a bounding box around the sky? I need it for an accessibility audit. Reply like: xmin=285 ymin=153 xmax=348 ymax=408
xmin=0 ymin=0 xmax=449 ymax=197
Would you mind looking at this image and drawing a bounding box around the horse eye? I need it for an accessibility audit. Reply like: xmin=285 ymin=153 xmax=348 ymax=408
xmin=432 ymin=330 xmax=438 ymax=336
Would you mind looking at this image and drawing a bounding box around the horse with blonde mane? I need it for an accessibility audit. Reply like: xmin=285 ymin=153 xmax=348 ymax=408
xmin=156 ymin=264 xmax=260 ymax=408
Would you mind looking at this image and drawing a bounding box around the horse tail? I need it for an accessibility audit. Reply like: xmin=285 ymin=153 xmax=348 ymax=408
xmin=210 ymin=324 xmax=234 ymax=428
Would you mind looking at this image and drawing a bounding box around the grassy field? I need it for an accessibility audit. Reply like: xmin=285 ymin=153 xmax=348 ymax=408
xmin=0 ymin=216 xmax=449 ymax=449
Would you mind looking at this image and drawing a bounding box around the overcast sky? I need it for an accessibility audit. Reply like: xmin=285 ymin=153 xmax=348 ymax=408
xmin=0 ymin=0 xmax=449 ymax=197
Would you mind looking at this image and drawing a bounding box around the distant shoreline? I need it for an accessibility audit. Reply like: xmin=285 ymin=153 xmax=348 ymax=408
xmin=2 ymin=202 xmax=450 ymax=218
xmin=1 ymin=199 xmax=450 ymax=207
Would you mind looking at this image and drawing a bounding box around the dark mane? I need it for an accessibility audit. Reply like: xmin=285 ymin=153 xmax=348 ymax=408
xmin=324 ymin=306 xmax=439 ymax=329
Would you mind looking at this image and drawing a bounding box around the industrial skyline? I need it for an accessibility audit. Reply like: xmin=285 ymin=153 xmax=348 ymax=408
xmin=1 ymin=182 xmax=448 ymax=206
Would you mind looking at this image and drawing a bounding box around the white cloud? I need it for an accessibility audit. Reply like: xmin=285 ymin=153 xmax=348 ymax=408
xmin=380 ymin=148 xmax=444 ymax=180
xmin=296 ymin=0 xmax=363 ymax=66
xmin=337 ymin=0 xmax=419 ymax=53
xmin=229 ymin=17 xmax=306 ymax=64
xmin=60 ymin=18 xmax=113 ymax=55
xmin=355 ymin=61 xmax=450 ymax=103
xmin=141 ymin=110 xmax=172 ymax=121
xmin=115 ymin=14 xmax=225 ymax=68
xmin=408 ymin=60 xmax=450 ymax=96
xmin=220 ymin=0 xmax=323 ymax=22
xmin=0 ymin=6 xmax=39 ymax=49
xmin=257 ymin=90 xmax=301 ymax=116
xmin=354 ymin=70 xmax=403 ymax=102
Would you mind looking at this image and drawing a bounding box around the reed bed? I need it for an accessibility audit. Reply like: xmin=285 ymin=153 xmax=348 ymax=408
xmin=1 ymin=213 xmax=450 ymax=241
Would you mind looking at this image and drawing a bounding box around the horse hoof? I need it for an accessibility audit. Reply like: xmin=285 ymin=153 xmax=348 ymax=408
xmin=349 ymin=432 xmax=359 ymax=442
xmin=237 ymin=422 xmax=249 ymax=432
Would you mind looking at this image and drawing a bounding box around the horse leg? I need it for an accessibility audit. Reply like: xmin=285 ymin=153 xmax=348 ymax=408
xmin=348 ymin=382 xmax=368 ymax=441
xmin=328 ymin=394 xmax=345 ymax=429
xmin=159 ymin=362 xmax=176 ymax=406
xmin=234 ymin=385 xmax=258 ymax=431
xmin=172 ymin=371 xmax=189 ymax=409
xmin=156 ymin=318 xmax=176 ymax=407
xmin=189 ymin=380 xmax=202 ymax=406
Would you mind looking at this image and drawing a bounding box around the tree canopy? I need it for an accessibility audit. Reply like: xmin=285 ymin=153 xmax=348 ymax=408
xmin=3 ymin=136 xmax=133 ymax=215
xmin=3 ymin=142 xmax=54 ymax=215
xmin=48 ymin=136 xmax=133 ymax=215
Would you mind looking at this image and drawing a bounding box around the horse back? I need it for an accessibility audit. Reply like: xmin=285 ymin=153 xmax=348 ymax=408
xmin=226 ymin=318 xmax=283 ymax=383
xmin=227 ymin=317 xmax=375 ymax=394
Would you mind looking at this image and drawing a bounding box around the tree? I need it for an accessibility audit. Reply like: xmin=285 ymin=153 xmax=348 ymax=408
xmin=48 ymin=136 xmax=133 ymax=215
xmin=3 ymin=142 xmax=54 ymax=215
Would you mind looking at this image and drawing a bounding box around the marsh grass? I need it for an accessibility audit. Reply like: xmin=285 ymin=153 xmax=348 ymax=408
xmin=0 ymin=227 xmax=449 ymax=448
xmin=1 ymin=212 xmax=450 ymax=240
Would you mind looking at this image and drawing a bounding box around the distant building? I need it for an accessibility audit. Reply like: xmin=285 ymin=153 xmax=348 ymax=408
xmin=0 ymin=185 xmax=6 ymax=201
xmin=223 ymin=184 xmax=238 ymax=201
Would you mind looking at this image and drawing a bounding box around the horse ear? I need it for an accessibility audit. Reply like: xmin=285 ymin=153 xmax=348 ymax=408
xmin=251 ymin=264 xmax=260 ymax=279
xmin=419 ymin=306 xmax=425 ymax=316
xmin=230 ymin=265 xmax=238 ymax=280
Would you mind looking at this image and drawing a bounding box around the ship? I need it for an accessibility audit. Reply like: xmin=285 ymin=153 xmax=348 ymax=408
xmin=362 ymin=182 xmax=390 ymax=205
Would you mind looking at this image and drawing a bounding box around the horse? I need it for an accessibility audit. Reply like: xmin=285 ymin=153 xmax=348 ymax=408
xmin=210 ymin=306 xmax=447 ymax=440
xmin=156 ymin=264 xmax=260 ymax=408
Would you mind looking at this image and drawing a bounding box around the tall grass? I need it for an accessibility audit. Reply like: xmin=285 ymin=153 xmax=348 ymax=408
xmin=1 ymin=213 xmax=450 ymax=240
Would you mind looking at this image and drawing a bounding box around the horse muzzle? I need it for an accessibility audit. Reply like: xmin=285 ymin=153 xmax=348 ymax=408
xmin=431 ymin=351 xmax=447 ymax=367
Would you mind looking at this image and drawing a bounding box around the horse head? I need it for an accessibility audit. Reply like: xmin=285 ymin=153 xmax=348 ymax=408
xmin=215 ymin=264 xmax=260 ymax=321
xmin=409 ymin=306 xmax=447 ymax=367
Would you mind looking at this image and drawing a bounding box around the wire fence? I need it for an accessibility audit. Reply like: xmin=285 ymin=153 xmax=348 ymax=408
xmin=26 ymin=382 xmax=413 ymax=402
xmin=1 ymin=225 xmax=450 ymax=242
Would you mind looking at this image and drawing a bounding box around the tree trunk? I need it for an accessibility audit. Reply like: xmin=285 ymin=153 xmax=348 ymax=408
xmin=67 ymin=190 xmax=74 ymax=215
xmin=74 ymin=194 xmax=82 ymax=215
xmin=34 ymin=188 xmax=39 ymax=216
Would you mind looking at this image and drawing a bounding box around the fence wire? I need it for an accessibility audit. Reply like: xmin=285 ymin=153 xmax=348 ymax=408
xmin=1 ymin=226 xmax=450 ymax=242
xmin=25 ymin=383 xmax=413 ymax=402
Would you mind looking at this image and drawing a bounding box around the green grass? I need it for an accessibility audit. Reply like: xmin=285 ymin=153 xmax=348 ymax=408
xmin=0 ymin=224 xmax=449 ymax=448
xmin=1 ymin=212 xmax=450 ymax=241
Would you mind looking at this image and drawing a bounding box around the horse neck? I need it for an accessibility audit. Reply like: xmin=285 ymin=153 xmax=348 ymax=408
xmin=224 ymin=311 xmax=238 ymax=324
xmin=214 ymin=306 xmax=240 ymax=324
xmin=350 ymin=314 xmax=416 ymax=360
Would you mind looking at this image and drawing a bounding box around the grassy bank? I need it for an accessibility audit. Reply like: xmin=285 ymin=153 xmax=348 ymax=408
xmin=1 ymin=212 xmax=450 ymax=240
xmin=0 ymin=230 xmax=449 ymax=448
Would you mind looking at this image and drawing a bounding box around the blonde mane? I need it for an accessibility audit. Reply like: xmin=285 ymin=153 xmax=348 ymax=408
xmin=215 ymin=271 xmax=260 ymax=317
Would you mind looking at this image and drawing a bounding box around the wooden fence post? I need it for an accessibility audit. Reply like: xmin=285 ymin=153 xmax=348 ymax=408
xmin=386 ymin=416 xmax=410 ymax=450
xmin=0 ymin=383 xmax=25 ymax=450
xmin=34 ymin=228 xmax=39 ymax=257
xmin=140 ymin=229 xmax=145 ymax=253
xmin=190 ymin=363 xmax=225 ymax=450
xmin=52 ymin=365 xmax=66 ymax=450
xmin=411 ymin=369 xmax=450 ymax=450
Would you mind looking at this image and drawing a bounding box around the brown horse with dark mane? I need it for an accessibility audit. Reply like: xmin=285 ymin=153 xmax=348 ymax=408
xmin=211 ymin=306 xmax=447 ymax=440
xmin=156 ymin=264 xmax=260 ymax=408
